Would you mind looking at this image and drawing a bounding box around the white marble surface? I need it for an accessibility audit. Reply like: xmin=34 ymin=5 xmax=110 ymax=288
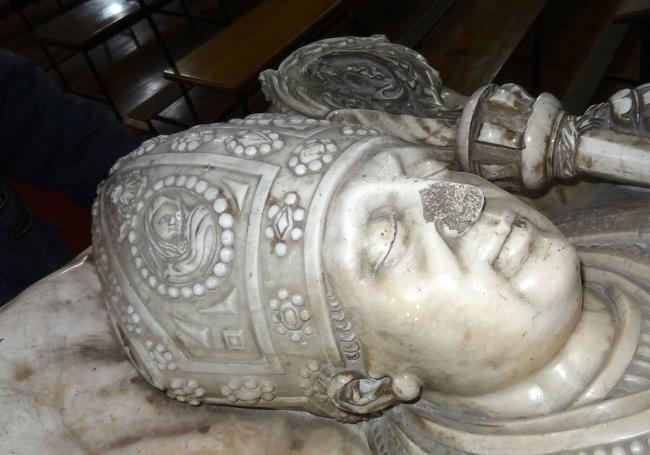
xmin=0 ymin=253 xmax=369 ymax=455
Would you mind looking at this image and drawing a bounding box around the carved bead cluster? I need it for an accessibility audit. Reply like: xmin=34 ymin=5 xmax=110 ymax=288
xmin=128 ymin=175 xmax=236 ymax=298
xmin=145 ymin=340 xmax=177 ymax=371
xmin=225 ymin=130 xmax=284 ymax=157
xmin=298 ymin=360 xmax=329 ymax=401
xmin=265 ymin=192 xmax=305 ymax=257
xmin=167 ymin=377 xmax=205 ymax=406
xmin=101 ymin=263 xmax=146 ymax=337
xmin=220 ymin=378 xmax=276 ymax=404
xmin=120 ymin=302 xmax=145 ymax=336
xmin=269 ymin=288 xmax=313 ymax=344
xmin=107 ymin=171 xmax=147 ymax=243
xmin=288 ymin=138 xmax=339 ymax=175
xmin=170 ymin=129 xmax=220 ymax=152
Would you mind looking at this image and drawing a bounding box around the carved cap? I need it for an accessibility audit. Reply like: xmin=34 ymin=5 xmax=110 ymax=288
xmin=92 ymin=113 xmax=400 ymax=419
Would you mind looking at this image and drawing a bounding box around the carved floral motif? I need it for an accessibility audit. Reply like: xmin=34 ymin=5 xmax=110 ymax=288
xmin=288 ymin=139 xmax=339 ymax=175
xmin=265 ymin=192 xmax=305 ymax=257
xmin=269 ymin=288 xmax=313 ymax=344
xmin=298 ymin=360 xmax=330 ymax=401
xmin=107 ymin=171 xmax=147 ymax=243
xmin=220 ymin=378 xmax=276 ymax=404
xmin=167 ymin=377 xmax=205 ymax=406
xmin=225 ymin=130 xmax=284 ymax=157
xmin=145 ymin=340 xmax=177 ymax=371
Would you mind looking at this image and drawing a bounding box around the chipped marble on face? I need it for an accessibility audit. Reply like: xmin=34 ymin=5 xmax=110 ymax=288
xmin=418 ymin=181 xmax=485 ymax=234
xmin=0 ymin=253 xmax=370 ymax=455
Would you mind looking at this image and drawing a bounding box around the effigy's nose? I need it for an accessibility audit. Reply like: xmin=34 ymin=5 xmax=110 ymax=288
xmin=418 ymin=182 xmax=484 ymax=236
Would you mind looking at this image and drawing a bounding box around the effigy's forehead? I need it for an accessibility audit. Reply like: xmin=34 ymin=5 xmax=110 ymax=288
xmin=91 ymin=114 xmax=392 ymax=409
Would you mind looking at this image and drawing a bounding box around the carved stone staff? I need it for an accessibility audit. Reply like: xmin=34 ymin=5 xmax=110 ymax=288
xmin=455 ymin=82 xmax=650 ymax=191
xmin=260 ymin=35 xmax=650 ymax=192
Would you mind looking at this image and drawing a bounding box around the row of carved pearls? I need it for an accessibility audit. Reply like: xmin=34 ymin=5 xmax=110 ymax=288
xmin=98 ymin=246 xmax=147 ymax=336
xmin=265 ymin=192 xmax=305 ymax=257
xmin=220 ymin=378 xmax=276 ymax=404
xmin=228 ymin=114 xmax=330 ymax=127
xmin=167 ymin=377 xmax=205 ymax=406
xmin=268 ymin=288 xmax=313 ymax=344
xmin=578 ymin=438 xmax=650 ymax=455
xmin=128 ymin=175 xmax=235 ymax=299
xmin=327 ymin=290 xmax=361 ymax=362
xmin=341 ymin=125 xmax=381 ymax=136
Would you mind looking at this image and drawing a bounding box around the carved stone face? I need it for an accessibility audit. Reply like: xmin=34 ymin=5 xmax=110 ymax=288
xmin=323 ymin=149 xmax=582 ymax=396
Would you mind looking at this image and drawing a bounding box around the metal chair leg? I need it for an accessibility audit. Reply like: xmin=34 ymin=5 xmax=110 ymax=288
xmin=177 ymin=82 xmax=200 ymax=124
xmin=39 ymin=42 xmax=69 ymax=88
xmin=178 ymin=0 xmax=201 ymax=37
xmin=82 ymin=51 xmax=121 ymax=121
xmin=128 ymin=27 xmax=141 ymax=48
xmin=103 ymin=42 xmax=112 ymax=62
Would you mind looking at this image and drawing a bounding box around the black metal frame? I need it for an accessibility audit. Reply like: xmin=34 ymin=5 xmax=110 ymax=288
xmin=35 ymin=0 xmax=231 ymax=121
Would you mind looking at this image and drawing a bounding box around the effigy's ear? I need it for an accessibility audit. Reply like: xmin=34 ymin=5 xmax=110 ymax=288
xmin=327 ymin=372 xmax=422 ymax=416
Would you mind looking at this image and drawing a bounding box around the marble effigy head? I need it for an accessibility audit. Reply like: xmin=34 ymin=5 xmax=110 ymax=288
xmin=92 ymin=114 xmax=582 ymax=421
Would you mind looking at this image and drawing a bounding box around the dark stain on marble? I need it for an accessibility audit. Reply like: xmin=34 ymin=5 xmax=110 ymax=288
xmin=14 ymin=363 xmax=33 ymax=381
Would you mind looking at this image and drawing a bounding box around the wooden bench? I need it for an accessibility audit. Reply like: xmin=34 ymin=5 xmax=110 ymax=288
xmin=126 ymin=80 xmax=186 ymax=132
xmin=34 ymin=0 xmax=172 ymax=52
xmin=163 ymin=0 xmax=343 ymax=94
xmin=124 ymin=0 xmax=341 ymax=130
xmin=416 ymin=0 xmax=547 ymax=95
xmin=34 ymin=0 xmax=199 ymax=119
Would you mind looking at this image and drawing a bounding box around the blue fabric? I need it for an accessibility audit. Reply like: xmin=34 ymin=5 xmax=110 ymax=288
xmin=0 ymin=49 xmax=141 ymax=304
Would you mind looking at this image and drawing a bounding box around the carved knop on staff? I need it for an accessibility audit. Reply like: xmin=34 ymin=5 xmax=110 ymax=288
xmin=457 ymin=82 xmax=650 ymax=191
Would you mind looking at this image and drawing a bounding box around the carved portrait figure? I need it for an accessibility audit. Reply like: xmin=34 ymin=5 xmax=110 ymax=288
xmin=2 ymin=36 xmax=650 ymax=455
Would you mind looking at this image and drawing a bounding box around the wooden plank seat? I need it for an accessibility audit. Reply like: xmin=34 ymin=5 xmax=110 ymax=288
xmin=615 ymin=0 xmax=650 ymax=22
xmin=34 ymin=0 xmax=171 ymax=51
xmin=163 ymin=0 xmax=344 ymax=94
xmin=126 ymin=80 xmax=186 ymax=131
xmin=33 ymin=0 xmax=190 ymax=120
xmin=417 ymin=0 xmax=547 ymax=95
xmin=127 ymin=81 xmax=242 ymax=133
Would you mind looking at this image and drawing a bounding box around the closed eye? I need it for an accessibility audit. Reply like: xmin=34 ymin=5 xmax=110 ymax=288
xmin=364 ymin=211 xmax=398 ymax=273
